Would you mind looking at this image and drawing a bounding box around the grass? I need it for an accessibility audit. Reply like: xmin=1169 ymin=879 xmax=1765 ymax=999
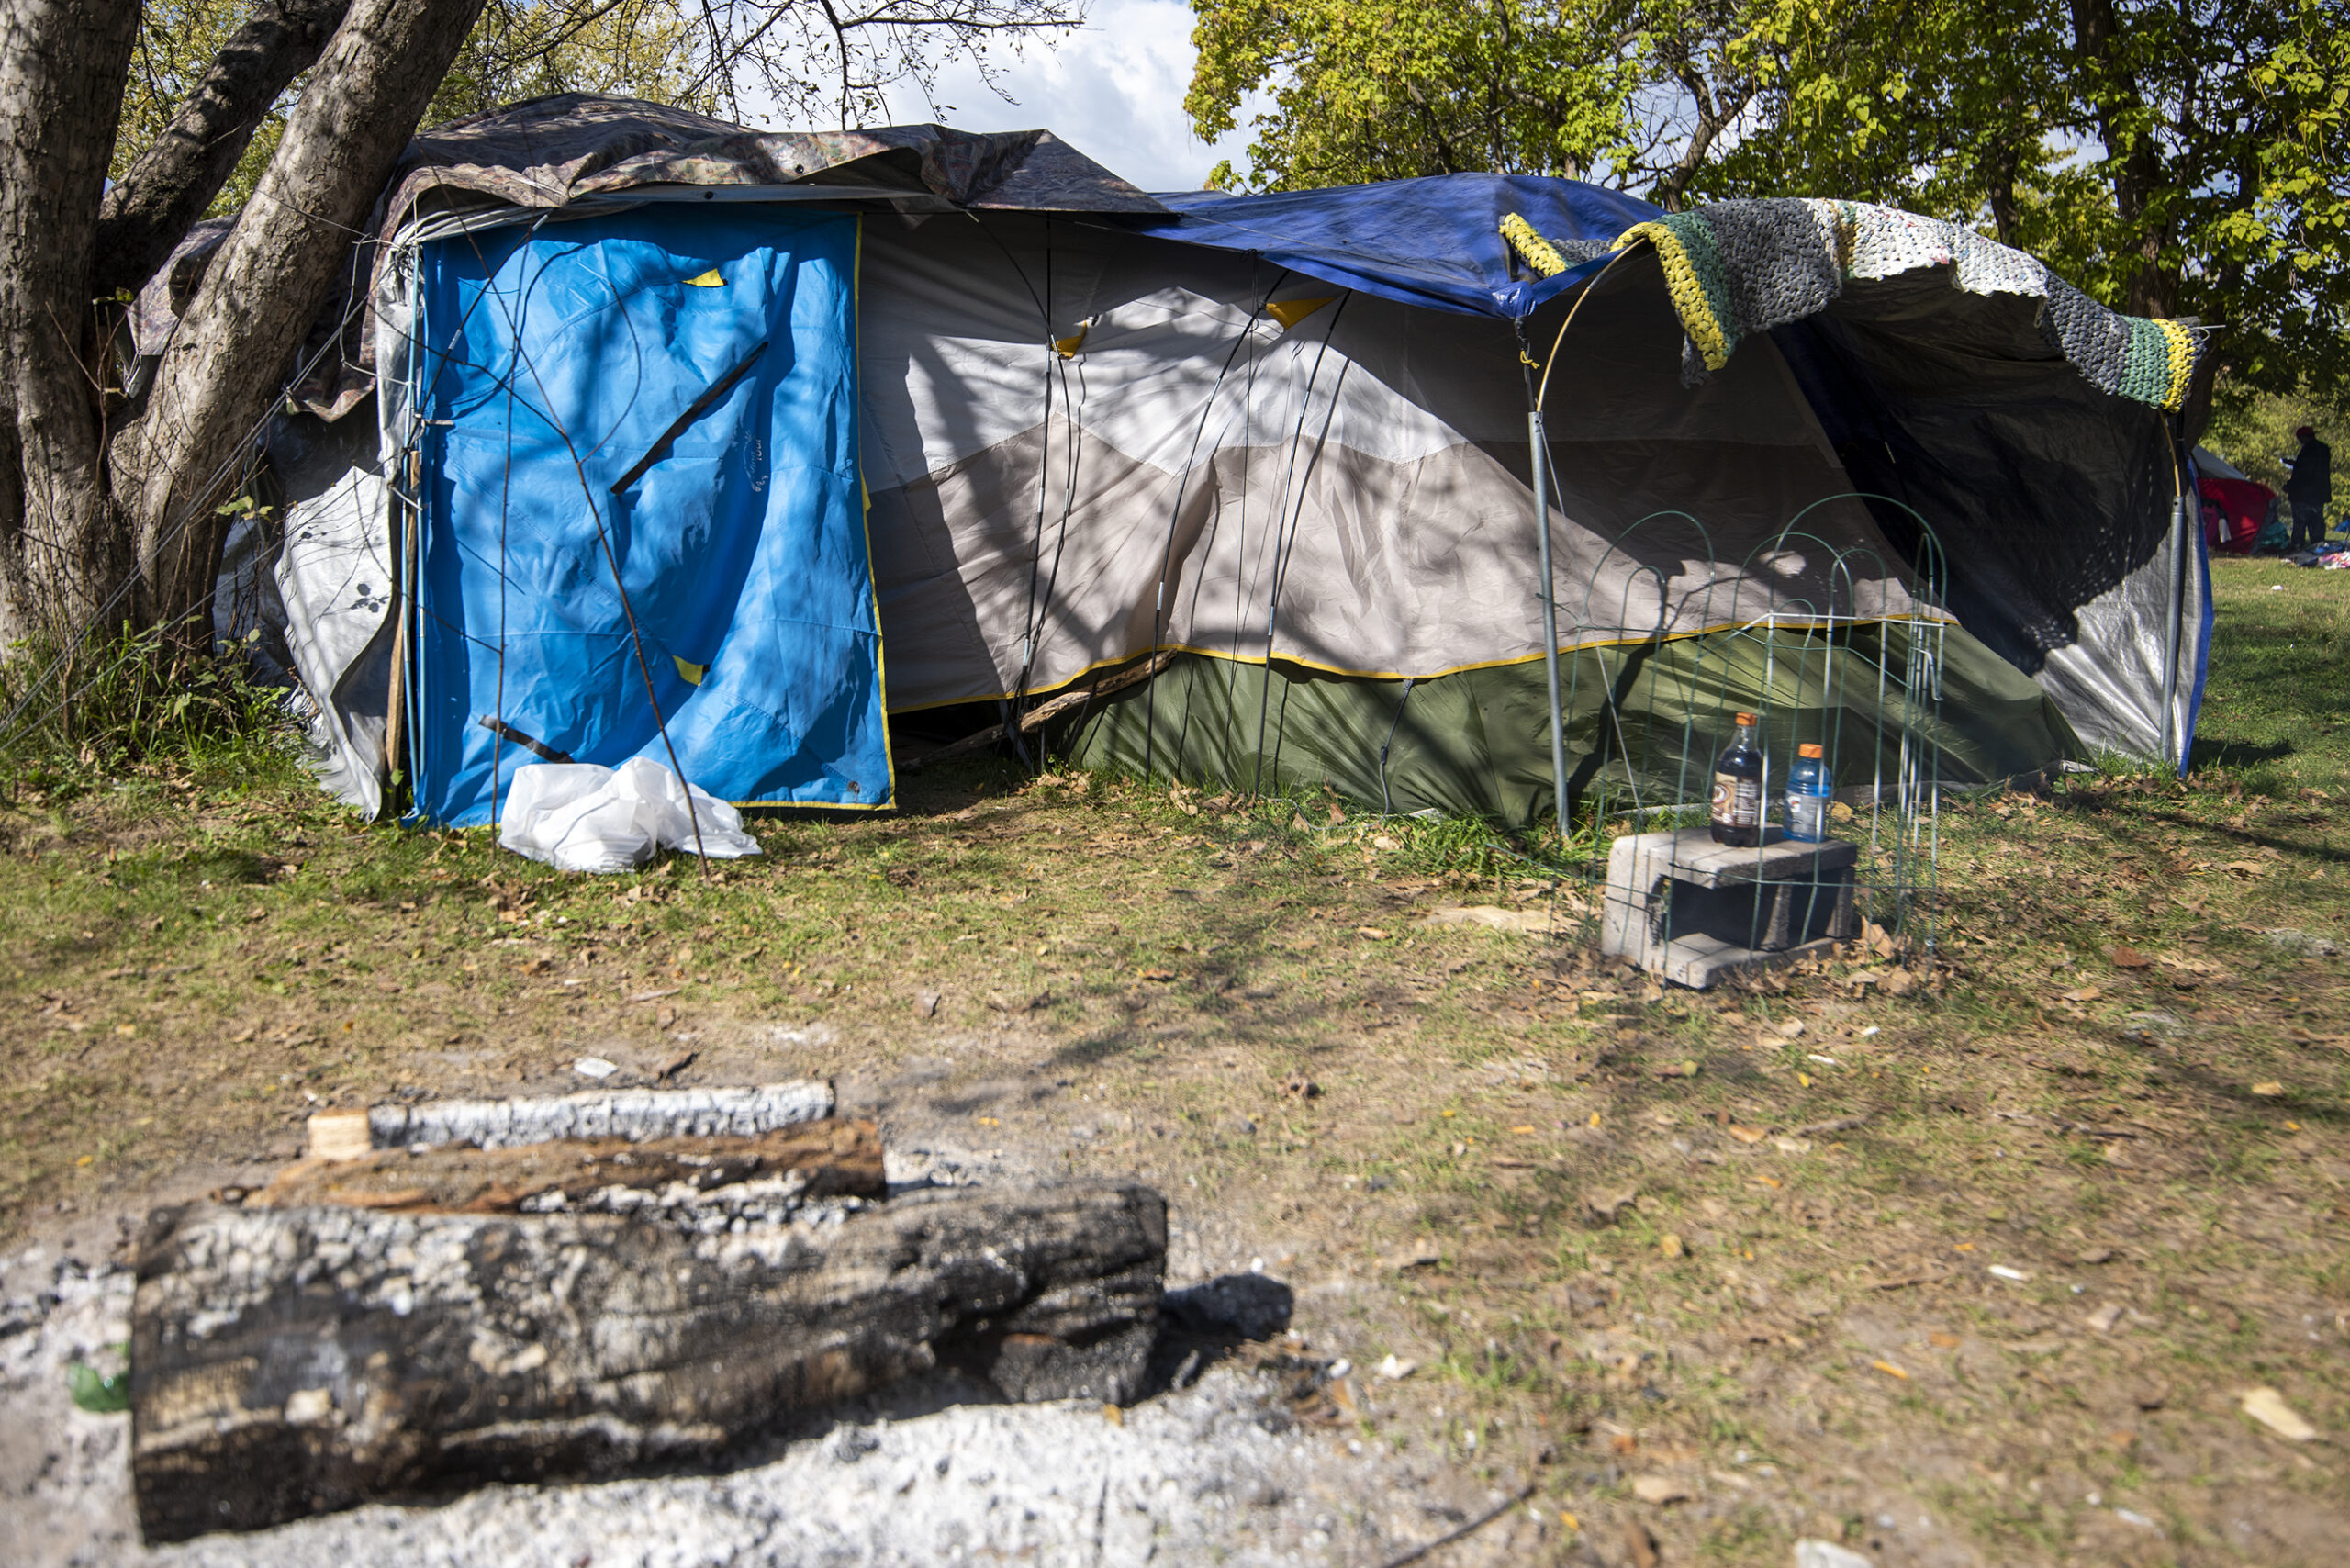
xmin=1 ymin=555 xmax=2345 ymax=1563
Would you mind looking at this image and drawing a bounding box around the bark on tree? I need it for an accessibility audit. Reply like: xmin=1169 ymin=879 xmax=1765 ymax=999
xmin=118 ymin=0 xmax=490 ymax=635
xmin=0 ymin=0 xmax=142 ymax=645
xmin=94 ymin=0 xmax=356 ymax=303
xmin=131 ymin=1182 xmax=1169 ymax=1543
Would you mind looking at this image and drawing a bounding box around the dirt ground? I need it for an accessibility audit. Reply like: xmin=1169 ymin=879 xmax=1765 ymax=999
xmin=1 ymin=557 xmax=2344 ymax=1565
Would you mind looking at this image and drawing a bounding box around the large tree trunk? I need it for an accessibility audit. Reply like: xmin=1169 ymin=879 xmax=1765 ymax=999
xmin=116 ymin=0 xmax=487 ymax=635
xmin=93 ymin=0 xmax=356 ymax=303
xmin=2069 ymin=0 xmax=2173 ymax=318
xmin=0 ymin=0 xmax=142 ymax=647
xmin=131 ymin=1182 xmax=1169 ymax=1543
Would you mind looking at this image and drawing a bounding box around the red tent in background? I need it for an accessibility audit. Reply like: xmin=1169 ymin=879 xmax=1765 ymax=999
xmin=2200 ymin=474 xmax=2273 ymax=555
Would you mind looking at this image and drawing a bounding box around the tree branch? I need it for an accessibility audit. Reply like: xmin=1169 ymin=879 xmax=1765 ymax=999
xmin=93 ymin=0 xmax=352 ymax=302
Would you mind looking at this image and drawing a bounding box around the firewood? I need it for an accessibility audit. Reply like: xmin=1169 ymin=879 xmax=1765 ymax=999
xmin=255 ymin=1117 xmax=885 ymax=1214
xmin=132 ymin=1181 xmax=1167 ymax=1542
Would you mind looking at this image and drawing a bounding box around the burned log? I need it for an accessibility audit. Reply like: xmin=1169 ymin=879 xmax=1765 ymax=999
xmin=256 ymin=1117 xmax=885 ymax=1215
xmin=131 ymin=1181 xmax=1167 ymax=1543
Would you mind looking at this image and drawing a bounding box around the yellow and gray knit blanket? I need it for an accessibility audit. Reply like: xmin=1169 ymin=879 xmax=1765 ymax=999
xmin=1504 ymin=198 xmax=2199 ymax=412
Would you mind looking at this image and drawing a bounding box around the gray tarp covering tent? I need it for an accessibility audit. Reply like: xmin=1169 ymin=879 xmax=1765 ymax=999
xmin=161 ymin=95 xmax=2208 ymax=827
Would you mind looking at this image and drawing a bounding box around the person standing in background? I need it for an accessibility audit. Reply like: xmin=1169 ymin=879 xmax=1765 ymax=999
xmin=2286 ymin=424 xmax=2333 ymax=550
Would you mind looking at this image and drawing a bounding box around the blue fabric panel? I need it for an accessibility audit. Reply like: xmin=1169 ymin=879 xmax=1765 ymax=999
xmin=409 ymin=207 xmax=889 ymax=826
xmin=1131 ymin=174 xmax=1661 ymax=319
xmin=2183 ymin=453 xmax=2213 ymax=776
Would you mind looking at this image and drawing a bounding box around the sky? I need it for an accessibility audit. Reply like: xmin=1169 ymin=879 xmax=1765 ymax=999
xmin=884 ymin=0 xmax=1254 ymax=195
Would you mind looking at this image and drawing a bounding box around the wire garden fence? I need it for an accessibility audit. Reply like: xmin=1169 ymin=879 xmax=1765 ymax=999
xmin=1530 ymin=498 xmax=1949 ymax=980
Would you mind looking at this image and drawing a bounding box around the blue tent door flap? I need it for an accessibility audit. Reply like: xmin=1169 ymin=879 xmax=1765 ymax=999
xmin=408 ymin=207 xmax=890 ymax=826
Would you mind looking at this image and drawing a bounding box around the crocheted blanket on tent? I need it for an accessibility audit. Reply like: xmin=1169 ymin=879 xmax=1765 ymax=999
xmin=1505 ymin=198 xmax=2200 ymax=412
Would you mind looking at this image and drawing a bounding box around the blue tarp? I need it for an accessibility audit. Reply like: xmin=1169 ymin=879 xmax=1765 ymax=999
xmin=1131 ymin=174 xmax=1662 ymax=319
xmin=408 ymin=206 xmax=890 ymax=826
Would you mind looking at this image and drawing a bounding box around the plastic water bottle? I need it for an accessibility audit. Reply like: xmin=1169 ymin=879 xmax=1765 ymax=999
xmin=1785 ymin=742 xmax=1831 ymax=842
xmin=1708 ymin=712 xmax=1764 ymax=846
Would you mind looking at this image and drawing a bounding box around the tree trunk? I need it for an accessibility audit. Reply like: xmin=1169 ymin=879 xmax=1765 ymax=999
xmin=94 ymin=0 xmax=356 ymax=303
xmin=131 ymin=1182 xmax=1169 ymax=1543
xmin=0 ymin=0 xmax=142 ymax=647
xmin=117 ymin=0 xmax=488 ymax=637
xmin=2069 ymin=0 xmax=2171 ymax=317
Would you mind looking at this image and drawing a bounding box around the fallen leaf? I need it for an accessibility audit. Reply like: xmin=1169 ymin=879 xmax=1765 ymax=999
xmin=2077 ymin=1246 xmax=2118 ymax=1264
xmin=1356 ymin=926 xmax=1390 ymax=940
xmin=1727 ymin=1125 xmax=1767 ymax=1145
xmin=2251 ymin=1081 xmax=2285 ymax=1097
xmin=2240 ymin=1386 xmax=2318 ymax=1441
xmin=1630 ymin=1475 xmax=1690 ymax=1505
xmin=1656 ymin=1059 xmax=1700 ymax=1079
xmin=1509 ymin=1124 xmax=1536 ymax=1135
xmin=1659 ymin=1233 xmax=1684 ymax=1260
xmin=1753 ymin=1174 xmax=1782 ymax=1189
xmin=2060 ymin=986 xmax=2102 ymax=1003
xmin=1138 ymin=968 xmax=1176 ymax=981
xmin=2109 ymin=946 xmax=2154 ymax=969
xmin=1929 ymin=1332 xmax=1961 ymax=1349
xmin=1772 ymin=1136 xmax=1814 ymax=1155
xmin=2084 ymin=1303 xmax=2124 ymax=1333
xmin=1376 ymin=1354 xmax=1417 ymax=1381
xmin=1623 ymin=1518 xmax=1661 ymax=1568
xmin=1101 ymin=1403 xmax=1124 ymax=1427
xmin=1871 ymin=1359 xmax=1909 ymax=1380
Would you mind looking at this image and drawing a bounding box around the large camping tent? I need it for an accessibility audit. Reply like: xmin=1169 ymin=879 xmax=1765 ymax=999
xmin=153 ymin=95 xmax=2211 ymax=828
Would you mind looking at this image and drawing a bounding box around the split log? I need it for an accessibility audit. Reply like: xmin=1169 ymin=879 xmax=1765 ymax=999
xmin=255 ymin=1118 xmax=885 ymax=1215
xmin=329 ymin=1079 xmax=834 ymax=1154
xmin=132 ymin=1181 xmax=1167 ymax=1543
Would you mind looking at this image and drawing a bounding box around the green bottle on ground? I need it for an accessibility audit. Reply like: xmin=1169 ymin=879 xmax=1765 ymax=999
xmin=1709 ymin=711 xmax=1764 ymax=846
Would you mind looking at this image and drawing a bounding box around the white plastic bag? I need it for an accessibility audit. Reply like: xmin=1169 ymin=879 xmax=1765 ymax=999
xmin=498 ymin=757 xmax=763 ymax=873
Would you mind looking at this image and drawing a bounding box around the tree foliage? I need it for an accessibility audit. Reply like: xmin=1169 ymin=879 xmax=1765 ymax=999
xmin=1188 ymin=0 xmax=2350 ymax=393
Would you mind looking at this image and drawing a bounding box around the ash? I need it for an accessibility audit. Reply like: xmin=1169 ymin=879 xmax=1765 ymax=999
xmin=0 ymin=1249 xmax=1537 ymax=1568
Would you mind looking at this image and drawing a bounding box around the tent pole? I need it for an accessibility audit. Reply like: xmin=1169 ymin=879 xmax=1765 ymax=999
xmin=1528 ymin=409 xmax=1570 ymax=836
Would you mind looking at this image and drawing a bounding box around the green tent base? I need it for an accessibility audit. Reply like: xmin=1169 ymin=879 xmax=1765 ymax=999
xmin=1062 ymin=622 xmax=2081 ymax=827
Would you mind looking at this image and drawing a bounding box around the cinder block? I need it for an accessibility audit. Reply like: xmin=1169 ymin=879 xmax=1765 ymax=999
xmin=1599 ymin=827 xmax=1860 ymax=988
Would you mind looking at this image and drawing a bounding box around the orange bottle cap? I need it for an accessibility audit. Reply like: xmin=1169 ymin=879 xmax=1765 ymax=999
xmin=1734 ymin=711 xmax=1756 ymax=725
xmin=1798 ymin=743 xmax=1824 ymax=757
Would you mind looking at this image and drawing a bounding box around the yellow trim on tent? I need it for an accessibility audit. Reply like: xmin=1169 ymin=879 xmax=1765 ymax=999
xmin=883 ymin=609 xmax=1956 ymax=714
xmin=685 ymin=267 xmax=725 ymax=286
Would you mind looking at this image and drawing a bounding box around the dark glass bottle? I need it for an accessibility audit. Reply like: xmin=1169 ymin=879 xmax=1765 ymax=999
xmin=1709 ymin=711 xmax=1764 ymax=846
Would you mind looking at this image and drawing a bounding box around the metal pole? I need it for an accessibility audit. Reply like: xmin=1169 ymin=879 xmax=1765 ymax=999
xmin=1529 ymin=409 xmax=1570 ymax=834
xmin=2159 ymin=490 xmax=2185 ymax=772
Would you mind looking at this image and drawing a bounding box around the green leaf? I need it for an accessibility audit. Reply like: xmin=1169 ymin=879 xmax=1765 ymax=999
xmin=68 ymin=1361 xmax=129 ymax=1414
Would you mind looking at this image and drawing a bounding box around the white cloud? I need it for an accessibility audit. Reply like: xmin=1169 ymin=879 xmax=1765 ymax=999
xmin=884 ymin=0 xmax=1252 ymax=194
